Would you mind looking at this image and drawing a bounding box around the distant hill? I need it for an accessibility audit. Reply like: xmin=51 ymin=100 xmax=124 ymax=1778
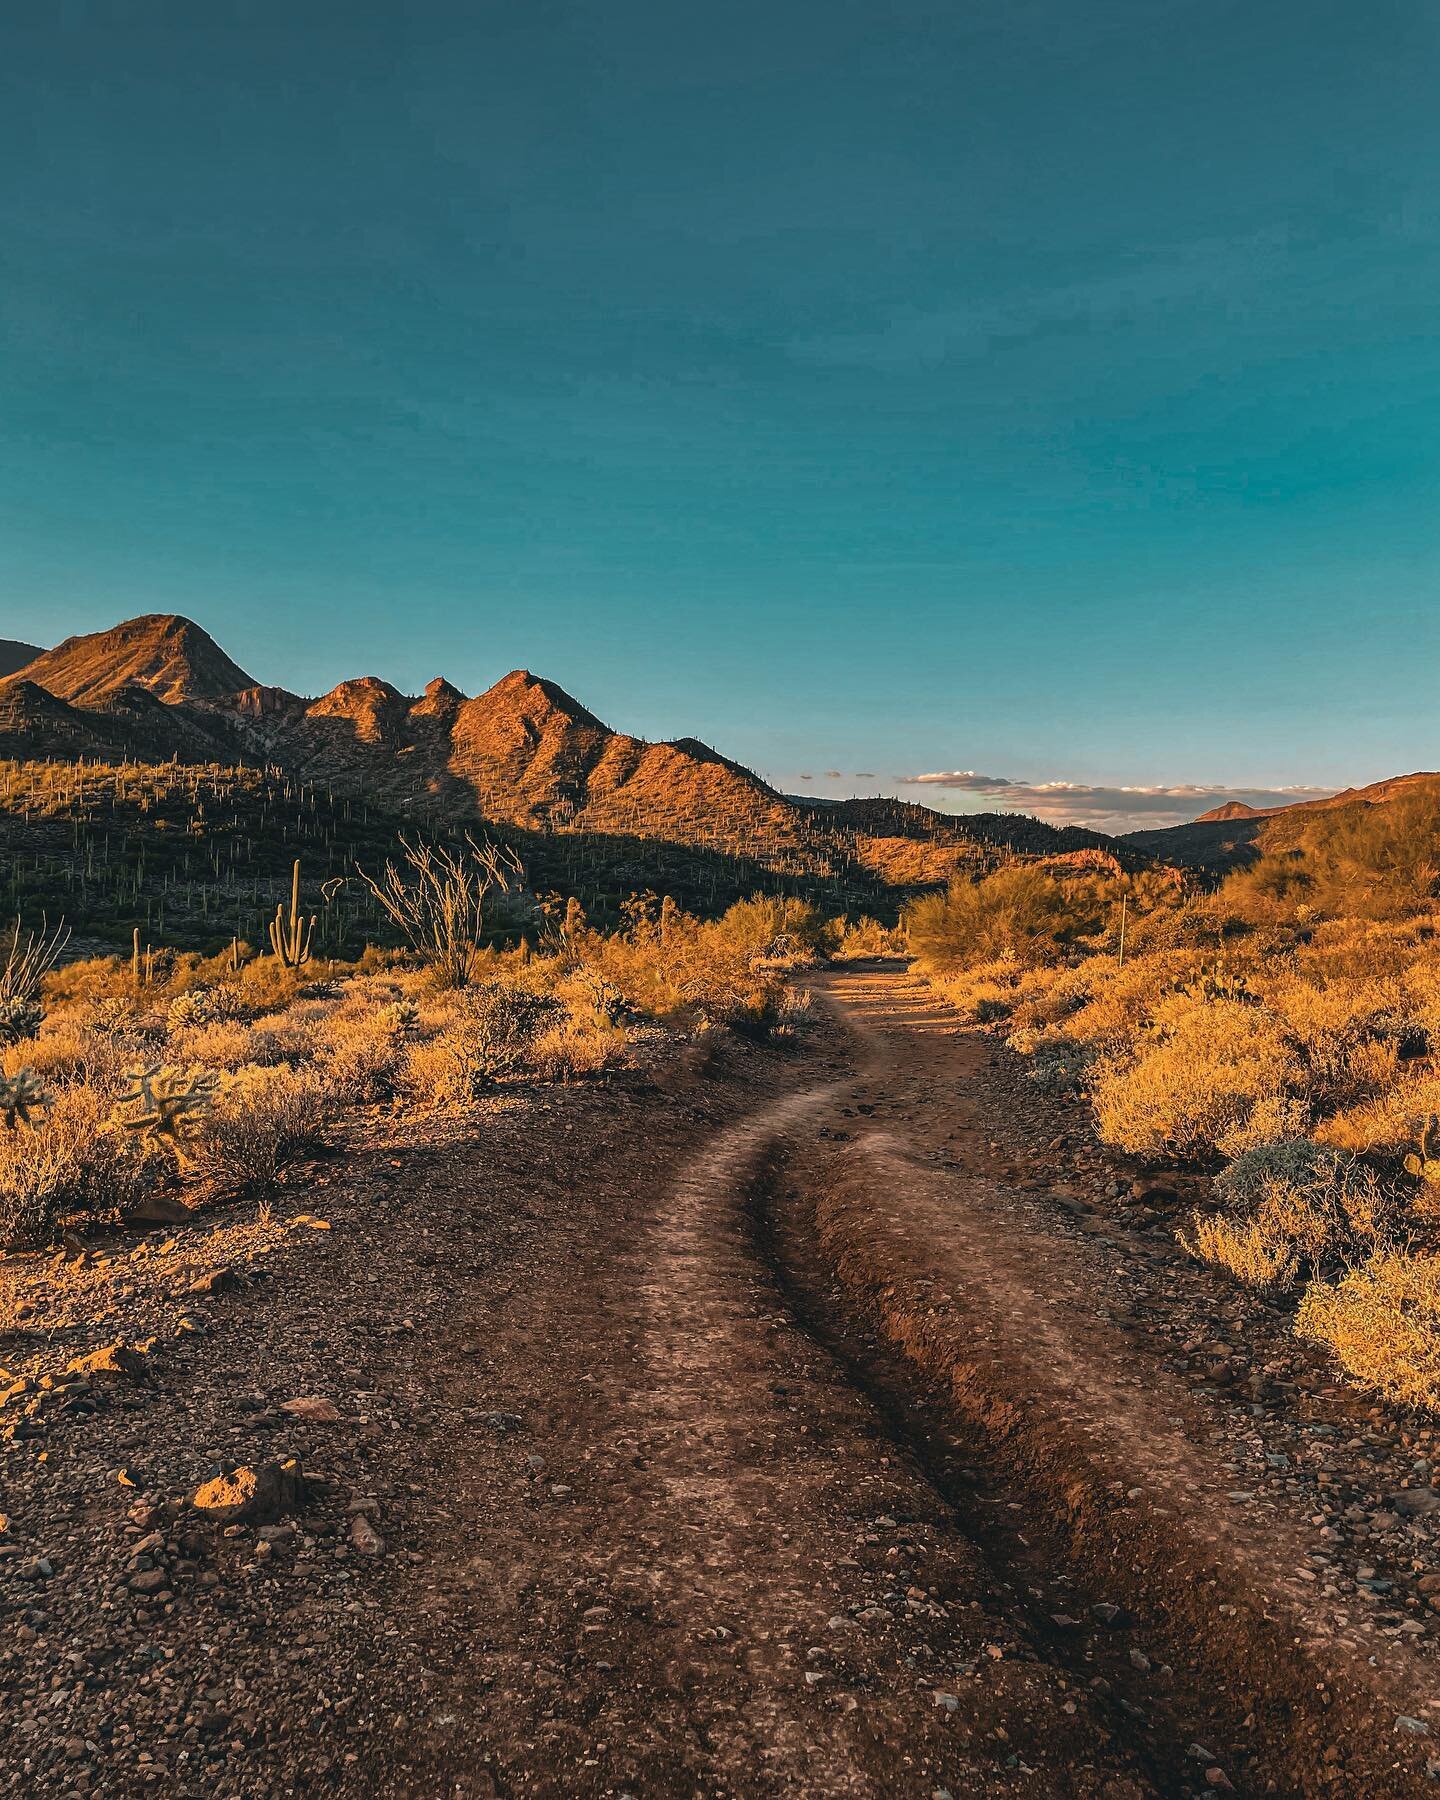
xmin=14 ymin=614 xmax=253 ymax=706
xmin=1129 ymin=771 xmax=1440 ymax=873
xmin=0 ymin=640 xmax=43 ymax=679
xmin=1193 ymin=800 xmax=1264 ymax=823
xmin=0 ymin=612 xmax=1123 ymax=911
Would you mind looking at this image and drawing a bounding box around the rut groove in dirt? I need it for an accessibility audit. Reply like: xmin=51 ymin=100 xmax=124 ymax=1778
xmin=746 ymin=1146 xmax=1210 ymax=1797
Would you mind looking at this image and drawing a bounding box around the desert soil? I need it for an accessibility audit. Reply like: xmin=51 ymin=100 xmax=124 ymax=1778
xmin=6 ymin=963 xmax=1440 ymax=1798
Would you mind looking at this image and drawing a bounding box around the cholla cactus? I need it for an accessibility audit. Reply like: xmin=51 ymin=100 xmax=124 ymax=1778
xmin=0 ymin=1067 xmax=49 ymax=1131
xmin=573 ymin=969 xmax=627 ymax=1028
xmin=375 ymin=1001 xmax=420 ymax=1036
xmin=0 ymin=997 xmax=43 ymax=1047
xmin=166 ymin=986 xmax=241 ymax=1033
xmin=1405 ymin=1115 xmax=1440 ymax=1188
xmin=116 ymin=1063 xmax=219 ymax=1167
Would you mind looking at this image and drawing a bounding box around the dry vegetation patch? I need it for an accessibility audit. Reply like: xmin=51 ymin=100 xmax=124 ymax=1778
xmin=906 ymin=786 xmax=1440 ymax=1409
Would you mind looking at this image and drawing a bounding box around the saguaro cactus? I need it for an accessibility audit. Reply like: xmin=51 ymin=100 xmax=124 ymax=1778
xmin=269 ymin=859 xmax=315 ymax=968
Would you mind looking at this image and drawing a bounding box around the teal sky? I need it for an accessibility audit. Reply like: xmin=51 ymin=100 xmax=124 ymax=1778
xmin=3 ymin=2 xmax=1438 ymax=829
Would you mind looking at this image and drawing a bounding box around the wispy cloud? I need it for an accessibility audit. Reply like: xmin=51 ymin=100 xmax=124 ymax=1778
xmin=787 ymin=227 xmax=1303 ymax=371
xmin=896 ymin=771 xmax=1336 ymax=833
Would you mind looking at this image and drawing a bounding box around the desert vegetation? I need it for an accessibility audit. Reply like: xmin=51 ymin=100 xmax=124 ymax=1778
xmin=0 ymin=849 xmax=827 ymax=1251
xmin=907 ymin=784 xmax=1440 ymax=1408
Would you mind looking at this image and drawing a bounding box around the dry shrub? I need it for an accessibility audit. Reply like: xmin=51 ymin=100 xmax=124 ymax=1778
xmin=316 ymin=1006 xmax=412 ymax=1101
xmin=578 ymin=895 xmax=800 ymax=1033
xmin=1297 ymin=1254 xmax=1440 ymax=1409
xmin=0 ymin=1084 xmax=151 ymax=1247
xmin=172 ymin=1017 xmax=273 ymax=1071
xmin=1061 ymin=950 xmax=1196 ymax=1050
xmin=1181 ymin=1183 xmax=1342 ymax=1292
xmin=195 ymin=1064 xmax=336 ymax=1190
xmin=15 ymin=1017 xmax=142 ymax=1091
xmin=401 ymin=983 xmax=560 ymax=1104
xmin=1091 ymin=995 xmax=1305 ymax=1162
xmin=245 ymin=1005 xmax=326 ymax=1064
xmin=1316 ymin=1072 xmax=1440 ymax=1159
xmin=932 ymin=956 xmax=1031 ymax=1025
xmin=1181 ymin=1207 xmax=1306 ymax=1291
xmin=836 ymin=916 xmax=905 ymax=959
xmin=906 ymin=866 xmax=1105 ymax=972
xmin=531 ymin=1018 xmax=629 ymax=1081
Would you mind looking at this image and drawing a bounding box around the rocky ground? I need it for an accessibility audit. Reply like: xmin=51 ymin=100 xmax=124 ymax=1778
xmin=3 ymin=964 xmax=1440 ymax=1797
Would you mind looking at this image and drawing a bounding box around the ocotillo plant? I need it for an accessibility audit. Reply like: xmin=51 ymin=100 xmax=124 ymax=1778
xmin=269 ymin=859 xmax=315 ymax=967
xmin=0 ymin=916 xmax=69 ymax=1039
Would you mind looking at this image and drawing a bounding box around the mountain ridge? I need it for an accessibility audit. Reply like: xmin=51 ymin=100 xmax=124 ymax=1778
xmin=2 ymin=613 xmax=1104 ymax=896
xmin=0 ymin=640 xmax=44 ymax=679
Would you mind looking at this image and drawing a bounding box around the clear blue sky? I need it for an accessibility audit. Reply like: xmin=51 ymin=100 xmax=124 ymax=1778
xmin=3 ymin=2 xmax=1438 ymax=829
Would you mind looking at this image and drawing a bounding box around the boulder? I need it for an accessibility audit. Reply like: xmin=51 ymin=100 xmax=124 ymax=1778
xmin=190 ymin=1458 xmax=306 ymax=1526
xmin=186 ymin=1267 xmax=240 ymax=1296
xmin=123 ymin=1193 xmax=194 ymax=1226
xmin=65 ymin=1343 xmax=151 ymax=1384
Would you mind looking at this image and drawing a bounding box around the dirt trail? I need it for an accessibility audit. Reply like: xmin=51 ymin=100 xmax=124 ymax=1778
xmin=769 ymin=965 xmax=1440 ymax=1797
xmin=381 ymin=963 xmax=1439 ymax=1797
xmin=8 ymin=967 xmax=1440 ymax=1797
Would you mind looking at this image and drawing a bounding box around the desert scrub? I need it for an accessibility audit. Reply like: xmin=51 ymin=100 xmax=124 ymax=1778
xmin=906 ymin=866 xmax=1106 ymax=971
xmin=315 ymin=1002 xmax=414 ymax=1101
xmin=195 ymin=1063 xmax=337 ymax=1189
xmin=1180 ymin=1196 xmax=1322 ymax=1292
xmin=0 ymin=1082 xmax=151 ymax=1248
xmin=531 ymin=1016 xmax=631 ymax=1081
xmin=1090 ymin=993 xmax=1306 ymax=1162
xmin=1314 ymin=1071 xmax=1440 ymax=1161
xmin=835 ymin=915 xmax=906 ymax=959
xmin=1297 ymin=1254 xmax=1440 ymax=1409
xmin=403 ymin=982 xmax=561 ymax=1103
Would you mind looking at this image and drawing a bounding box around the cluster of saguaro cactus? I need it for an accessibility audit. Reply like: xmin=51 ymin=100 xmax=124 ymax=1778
xmin=269 ymin=859 xmax=316 ymax=968
xmin=0 ymin=1067 xmax=48 ymax=1130
xmin=116 ymin=1063 xmax=220 ymax=1166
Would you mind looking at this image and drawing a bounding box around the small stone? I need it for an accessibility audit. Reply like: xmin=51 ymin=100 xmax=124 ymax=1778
xmin=348 ymin=1514 xmax=385 ymax=1557
xmin=473 ymin=1411 xmax=523 ymax=1433
xmin=281 ymin=1396 xmax=341 ymax=1423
